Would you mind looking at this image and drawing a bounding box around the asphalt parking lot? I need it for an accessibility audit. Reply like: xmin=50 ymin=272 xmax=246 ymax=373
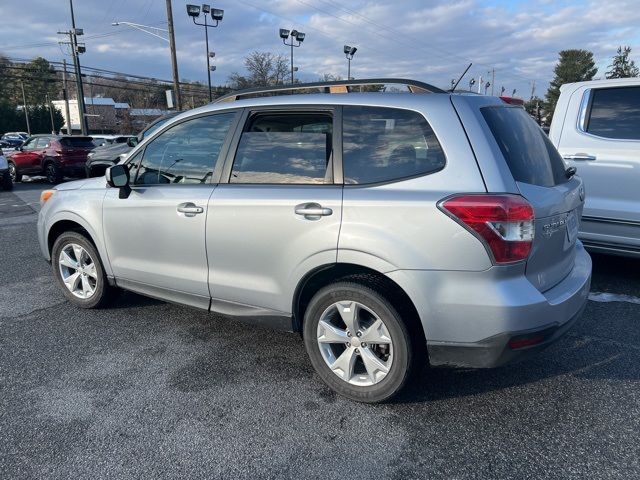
xmin=1 ymin=180 xmax=639 ymax=479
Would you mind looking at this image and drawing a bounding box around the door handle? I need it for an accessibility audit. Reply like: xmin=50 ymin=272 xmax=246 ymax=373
xmin=295 ymin=203 xmax=333 ymax=219
xmin=177 ymin=202 xmax=204 ymax=217
xmin=563 ymin=154 xmax=596 ymax=161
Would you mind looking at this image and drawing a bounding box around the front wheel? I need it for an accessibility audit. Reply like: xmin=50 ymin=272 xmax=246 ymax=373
xmin=51 ymin=231 xmax=115 ymax=308
xmin=303 ymin=282 xmax=414 ymax=403
xmin=8 ymin=162 xmax=21 ymax=183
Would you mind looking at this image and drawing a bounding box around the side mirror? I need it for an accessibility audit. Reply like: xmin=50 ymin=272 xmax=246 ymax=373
xmin=105 ymin=164 xmax=131 ymax=199
xmin=126 ymin=137 xmax=139 ymax=148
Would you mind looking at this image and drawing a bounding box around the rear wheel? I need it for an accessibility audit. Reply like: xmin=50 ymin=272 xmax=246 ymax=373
xmin=45 ymin=161 xmax=63 ymax=184
xmin=51 ymin=231 xmax=115 ymax=308
xmin=1 ymin=170 xmax=13 ymax=190
xmin=8 ymin=162 xmax=21 ymax=183
xmin=303 ymin=282 xmax=413 ymax=403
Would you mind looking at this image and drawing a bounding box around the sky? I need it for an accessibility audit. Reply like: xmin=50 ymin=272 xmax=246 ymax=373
xmin=1 ymin=0 xmax=639 ymax=99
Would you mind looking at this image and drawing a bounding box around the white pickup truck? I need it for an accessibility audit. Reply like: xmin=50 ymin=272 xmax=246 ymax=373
xmin=549 ymin=78 xmax=640 ymax=258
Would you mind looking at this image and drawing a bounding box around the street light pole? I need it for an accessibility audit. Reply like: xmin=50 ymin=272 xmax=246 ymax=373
xmin=187 ymin=4 xmax=224 ymax=102
xmin=344 ymin=45 xmax=357 ymax=80
xmin=280 ymin=28 xmax=305 ymax=84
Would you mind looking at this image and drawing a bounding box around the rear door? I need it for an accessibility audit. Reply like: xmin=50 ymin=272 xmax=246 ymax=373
xmin=557 ymin=85 xmax=640 ymax=250
xmin=206 ymin=107 xmax=342 ymax=321
xmin=480 ymin=105 xmax=584 ymax=292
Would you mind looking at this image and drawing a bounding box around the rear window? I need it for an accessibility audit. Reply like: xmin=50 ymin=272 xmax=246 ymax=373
xmin=342 ymin=106 xmax=445 ymax=185
xmin=60 ymin=137 xmax=95 ymax=148
xmin=481 ymin=106 xmax=567 ymax=187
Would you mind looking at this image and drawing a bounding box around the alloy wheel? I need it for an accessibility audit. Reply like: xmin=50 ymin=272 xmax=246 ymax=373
xmin=316 ymin=300 xmax=393 ymax=386
xmin=8 ymin=163 xmax=16 ymax=182
xmin=58 ymin=243 xmax=98 ymax=299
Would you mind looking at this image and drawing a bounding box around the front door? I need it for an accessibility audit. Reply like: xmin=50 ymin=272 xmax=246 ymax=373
xmin=102 ymin=111 xmax=238 ymax=309
xmin=11 ymin=137 xmax=43 ymax=174
xmin=559 ymin=85 xmax=640 ymax=249
xmin=206 ymin=108 xmax=342 ymax=322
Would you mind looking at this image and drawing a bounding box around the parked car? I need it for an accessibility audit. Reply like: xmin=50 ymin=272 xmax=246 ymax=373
xmin=86 ymin=114 xmax=180 ymax=178
xmin=6 ymin=135 xmax=95 ymax=184
xmin=85 ymin=136 xmax=136 ymax=177
xmin=0 ymin=153 xmax=13 ymax=190
xmin=37 ymin=79 xmax=591 ymax=403
xmin=550 ymin=77 xmax=640 ymax=257
xmin=0 ymin=135 xmax=24 ymax=149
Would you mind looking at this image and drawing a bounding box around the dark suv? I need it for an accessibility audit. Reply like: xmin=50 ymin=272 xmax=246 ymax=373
xmin=7 ymin=135 xmax=95 ymax=184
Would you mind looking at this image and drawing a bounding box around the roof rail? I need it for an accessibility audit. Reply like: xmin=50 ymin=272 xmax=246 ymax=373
xmin=213 ymin=78 xmax=445 ymax=103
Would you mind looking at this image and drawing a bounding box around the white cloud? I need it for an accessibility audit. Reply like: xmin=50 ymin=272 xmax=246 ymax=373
xmin=0 ymin=0 xmax=639 ymax=99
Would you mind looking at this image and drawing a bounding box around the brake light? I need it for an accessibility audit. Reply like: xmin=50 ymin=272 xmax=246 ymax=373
xmin=440 ymin=194 xmax=535 ymax=264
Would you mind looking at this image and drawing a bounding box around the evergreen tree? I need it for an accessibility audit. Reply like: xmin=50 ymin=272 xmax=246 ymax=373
xmin=545 ymin=49 xmax=597 ymax=120
xmin=605 ymin=46 xmax=639 ymax=79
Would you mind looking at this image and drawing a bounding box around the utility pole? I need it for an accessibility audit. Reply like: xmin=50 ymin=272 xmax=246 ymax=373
xmin=166 ymin=0 xmax=182 ymax=110
xmin=62 ymin=59 xmax=72 ymax=134
xmin=46 ymin=94 xmax=56 ymax=133
xmin=20 ymin=81 xmax=31 ymax=136
xmin=69 ymin=0 xmax=89 ymax=135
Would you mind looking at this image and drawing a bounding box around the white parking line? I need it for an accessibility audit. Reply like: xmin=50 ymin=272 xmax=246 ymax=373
xmin=589 ymin=292 xmax=640 ymax=305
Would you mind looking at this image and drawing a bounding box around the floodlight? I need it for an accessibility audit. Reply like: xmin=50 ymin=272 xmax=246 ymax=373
xmin=349 ymin=46 xmax=357 ymax=55
xmin=210 ymin=65 xmax=217 ymax=71
xmin=279 ymin=28 xmax=290 ymax=39
xmin=201 ymin=4 xmax=210 ymax=14
xmin=344 ymin=45 xmax=351 ymax=54
xmin=209 ymin=51 xmax=215 ymax=58
xmin=211 ymin=8 xmax=224 ymax=21
xmin=186 ymin=4 xmax=201 ymax=17
xmin=295 ymin=31 xmax=305 ymax=42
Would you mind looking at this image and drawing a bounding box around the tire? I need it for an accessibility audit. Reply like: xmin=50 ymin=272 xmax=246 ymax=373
xmin=45 ymin=161 xmax=63 ymax=184
xmin=1 ymin=170 xmax=13 ymax=190
xmin=8 ymin=162 xmax=21 ymax=183
xmin=51 ymin=231 xmax=115 ymax=309
xmin=303 ymin=282 xmax=414 ymax=403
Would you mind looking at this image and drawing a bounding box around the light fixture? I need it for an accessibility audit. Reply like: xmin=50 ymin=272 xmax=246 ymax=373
xmin=279 ymin=28 xmax=290 ymax=39
xmin=349 ymin=46 xmax=357 ymax=55
xmin=211 ymin=8 xmax=224 ymax=21
xmin=294 ymin=31 xmax=305 ymax=42
xmin=210 ymin=65 xmax=216 ymax=71
xmin=186 ymin=4 xmax=201 ymax=17
xmin=344 ymin=45 xmax=352 ymax=54
xmin=201 ymin=4 xmax=210 ymax=14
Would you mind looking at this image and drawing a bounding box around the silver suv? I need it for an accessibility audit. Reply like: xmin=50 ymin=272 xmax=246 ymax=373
xmin=37 ymin=79 xmax=592 ymax=403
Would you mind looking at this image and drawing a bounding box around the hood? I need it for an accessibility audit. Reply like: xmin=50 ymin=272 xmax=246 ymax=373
xmin=54 ymin=176 xmax=107 ymax=191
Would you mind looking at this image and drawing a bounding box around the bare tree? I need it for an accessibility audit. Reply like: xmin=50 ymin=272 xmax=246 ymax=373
xmin=228 ymin=51 xmax=290 ymax=89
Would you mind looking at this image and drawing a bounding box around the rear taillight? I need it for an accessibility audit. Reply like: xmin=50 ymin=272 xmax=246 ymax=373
xmin=440 ymin=194 xmax=535 ymax=264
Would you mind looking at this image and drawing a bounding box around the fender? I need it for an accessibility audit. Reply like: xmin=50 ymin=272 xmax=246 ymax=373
xmin=45 ymin=208 xmax=113 ymax=277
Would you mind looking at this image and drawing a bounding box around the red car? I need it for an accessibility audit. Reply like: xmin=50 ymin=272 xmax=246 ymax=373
xmin=7 ymin=135 xmax=95 ymax=184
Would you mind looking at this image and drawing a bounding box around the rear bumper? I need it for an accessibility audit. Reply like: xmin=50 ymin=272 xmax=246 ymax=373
xmin=426 ymin=300 xmax=586 ymax=368
xmin=386 ymin=242 xmax=592 ymax=368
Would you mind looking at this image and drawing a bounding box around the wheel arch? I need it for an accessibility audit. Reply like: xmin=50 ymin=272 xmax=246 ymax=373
xmin=46 ymin=213 xmax=113 ymax=277
xmin=292 ymin=263 xmax=426 ymax=346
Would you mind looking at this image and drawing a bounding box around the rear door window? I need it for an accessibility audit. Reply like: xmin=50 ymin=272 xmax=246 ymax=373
xmin=481 ymin=106 xmax=567 ymax=187
xmin=342 ymin=106 xmax=445 ymax=184
xmin=230 ymin=113 xmax=333 ymax=184
xmin=586 ymin=86 xmax=640 ymax=140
